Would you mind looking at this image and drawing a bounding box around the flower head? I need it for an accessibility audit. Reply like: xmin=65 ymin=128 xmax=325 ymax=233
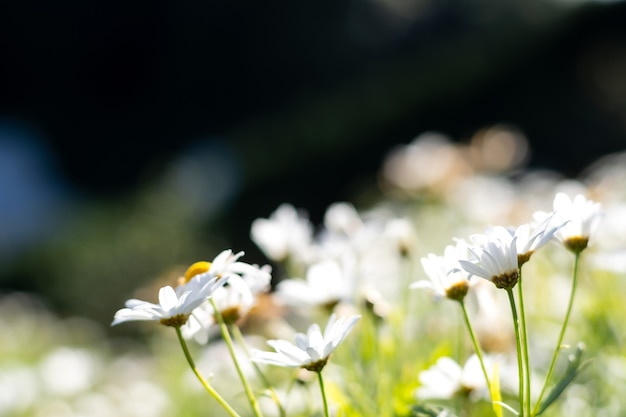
xmin=251 ymin=313 xmax=361 ymax=372
xmin=250 ymin=204 xmax=315 ymax=263
xmin=415 ymin=354 xmax=495 ymax=401
xmin=475 ymin=217 xmax=562 ymax=267
xmin=411 ymin=239 xmax=471 ymax=302
xmin=112 ymin=275 xmax=226 ymax=327
xmin=458 ymin=233 xmax=519 ymax=290
xmin=274 ymin=259 xmax=355 ymax=310
xmin=180 ymin=253 xmax=272 ymax=343
xmin=534 ymin=192 xmax=602 ymax=254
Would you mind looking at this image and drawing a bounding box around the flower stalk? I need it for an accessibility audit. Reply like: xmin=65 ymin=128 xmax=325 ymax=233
xmin=506 ymin=288 xmax=526 ymax=417
xmin=459 ymin=300 xmax=492 ymax=397
xmin=517 ymin=269 xmax=531 ymax=416
xmin=532 ymin=252 xmax=581 ymax=416
xmin=175 ymin=327 xmax=241 ymax=417
xmin=210 ymin=298 xmax=264 ymax=417
xmin=231 ymin=324 xmax=286 ymax=417
xmin=317 ymin=371 xmax=331 ymax=417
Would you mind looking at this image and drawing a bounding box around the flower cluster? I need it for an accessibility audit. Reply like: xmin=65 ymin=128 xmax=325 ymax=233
xmin=109 ymin=129 xmax=621 ymax=417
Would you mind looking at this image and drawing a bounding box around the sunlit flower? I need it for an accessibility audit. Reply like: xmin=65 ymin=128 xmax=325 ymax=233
xmin=198 ymin=249 xmax=269 ymax=282
xmin=458 ymin=233 xmax=519 ymax=290
xmin=415 ymin=354 xmax=494 ymax=401
xmin=411 ymin=239 xmax=471 ymax=302
xmin=474 ymin=217 xmax=562 ymax=267
xmin=274 ymin=259 xmax=355 ymax=309
xmin=251 ymin=313 xmax=361 ymax=372
xmin=180 ymin=256 xmax=272 ymax=343
xmin=534 ymin=192 xmax=602 ymax=254
xmin=250 ymin=203 xmax=315 ymax=263
xmin=112 ymin=275 xmax=226 ymax=327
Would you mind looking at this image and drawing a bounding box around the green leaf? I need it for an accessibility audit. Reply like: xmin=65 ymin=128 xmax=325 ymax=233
xmin=411 ymin=404 xmax=456 ymax=417
xmin=535 ymin=343 xmax=589 ymax=416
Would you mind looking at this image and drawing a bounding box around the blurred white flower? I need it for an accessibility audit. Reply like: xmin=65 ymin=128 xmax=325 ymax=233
xmin=274 ymin=259 xmax=355 ymax=309
xmin=447 ymin=175 xmax=517 ymax=226
xmin=534 ymin=192 xmax=602 ymax=254
xmin=39 ymin=347 xmax=100 ymax=397
xmin=383 ymin=217 xmax=418 ymax=257
xmin=411 ymin=239 xmax=471 ymax=302
xmin=415 ymin=354 xmax=494 ymax=401
xmin=0 ymin=365 xmax=38 ymax=414
xmin=251 ymin=313 xmax=361 ymax=372
xmin=380 ymin=132 xmax=471 ymax=195
xmin=250 ymin=204 xmax=315 ymax=263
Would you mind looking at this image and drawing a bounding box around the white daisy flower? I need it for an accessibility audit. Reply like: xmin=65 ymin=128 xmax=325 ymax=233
xmin=250 ymin=203 xmax=315 ymax=263
xmin=274 ymin=258 xmax=355 ymax=309
xmin=459 ymin=233 xmax=519 ymax=290
xmin=205 ymin=249 xmax=271 ymax=283
xmin=251 ymin=313 xmax=361 ymax=372
xmin=534 ymin=192 xmax=602 ymax=254
xmin=415 ymin=354 xmax=495 ymax=401
xmin=111 ymin=276 xmax=226 ymax=327
xmin=474 ymin=216 xmax=562 ymax=267
xmin=411 ymin=239 xmax=471 ymax=302
xmin=180 ymin=256 xmax=272 ymax=343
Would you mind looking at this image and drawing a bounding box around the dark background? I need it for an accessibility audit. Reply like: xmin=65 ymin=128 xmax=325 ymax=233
xmin=1 ymin=0 xmax=626 ymax=329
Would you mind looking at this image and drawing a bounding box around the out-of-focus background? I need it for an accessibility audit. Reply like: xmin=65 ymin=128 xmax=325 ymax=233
xmin=1 ymin=0 xmax=626 ymax=330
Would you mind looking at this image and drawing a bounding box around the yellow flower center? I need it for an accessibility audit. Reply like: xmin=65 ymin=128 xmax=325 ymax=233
xmin=564 ymin=236 xmax=588 ymax=255
xmin=160 ymin=314 xmax=190 ymax=328
xmin=517 ymin=251 xmax=533 ymax=268
xmin=216 ymin=306 xmax=242 ymax=325
xmin=184 ymin=261 xmax=212 ymax=282
xmin=445 ymin=281 xmax=469 ymax=302
xmin=303 ymin=357 xmax=329 ymax=372
xmin=491 ymin=270 xmax=519 ymax=290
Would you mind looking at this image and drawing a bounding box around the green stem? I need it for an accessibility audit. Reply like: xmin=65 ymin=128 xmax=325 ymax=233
xmin=210 ymin=299 xmax=264 ymax=417
xmin=532 ymin=252 xmax=580 ymax=416
xmin=459 ymin=301 xmax=492 ymax=396
xmin=506 ymin=288 xmax=525 ymax=417
xmin=231 ymin=324 xmax=286 ymax=417
xmin=175 ymin=327 xmax=241 ymax=417
xmin=317 ymin=371 xmax=330 ymax=417
xmin=518 ymin=269 xmax=531 ymax=415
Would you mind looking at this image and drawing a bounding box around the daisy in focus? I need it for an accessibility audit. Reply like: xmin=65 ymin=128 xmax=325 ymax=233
xmin=251 ymin=313 xmax=361 ymax=372
xmin=474 ymin=216 xmax=562 ymax=267
xmin=111 ymin=273 xmax=227 ymax=328
xmin=458 ymin=232 xmax=520 ymax=290
xmin=180 ymin=252 xmax=272 ymax=343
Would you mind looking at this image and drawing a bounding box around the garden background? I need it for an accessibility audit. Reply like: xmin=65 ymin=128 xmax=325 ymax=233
xmin=1 ymin=1 xmax=626 ymax=416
